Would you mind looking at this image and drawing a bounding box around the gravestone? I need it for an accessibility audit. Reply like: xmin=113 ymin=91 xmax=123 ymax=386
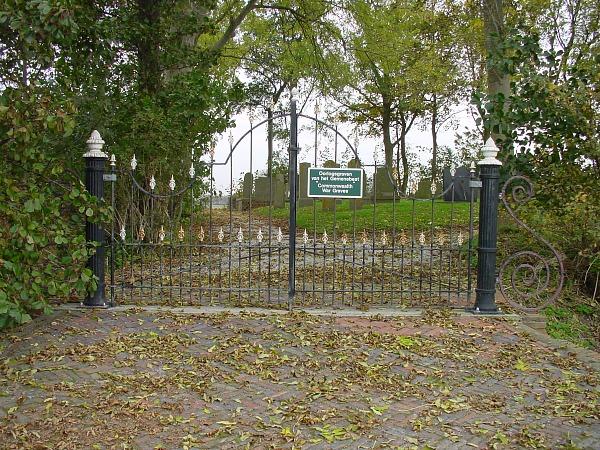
xmin=237 ymin=172 xmax=253 ymax=211
xmin=347 ymin=158 xmax=364 ymax=210
xmin=322 ymin=160 xmax=339 ymax=211
xmin=373 ymin=166 xmax=395 ymax=201
xmin=415 ymin=179 xmax=442 ymax=199
xmin=442 ymin=166 xmax=478 ymax=202
xmin=298 ymin=162 xmax=312 ymax=207
xmin=273 ymin=174 xmax=285 ymax=208
xmin=254 ymin=177 xmax=270 ymax=205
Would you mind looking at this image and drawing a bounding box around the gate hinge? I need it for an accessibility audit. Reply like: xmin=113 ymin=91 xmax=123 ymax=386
xmin=103 ymin=173 xmax=117 ymax=182
xmin=469 ymin=180 xmax=482 ymax=188
xmin=288 ymin=145 xmax=300 ymax=153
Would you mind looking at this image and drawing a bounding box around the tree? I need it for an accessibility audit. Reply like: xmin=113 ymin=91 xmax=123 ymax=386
xmin=318 ymin=0 xmax=462 ymax=191
xmin=480 ymin=10 xmax=599 ymax=292
xmin=0 ymin=2 xmax=111 ymax=328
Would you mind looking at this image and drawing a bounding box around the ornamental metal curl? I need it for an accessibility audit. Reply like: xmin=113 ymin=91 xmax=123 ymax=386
xmin=498 ymin=175 xmax=564 ymax=312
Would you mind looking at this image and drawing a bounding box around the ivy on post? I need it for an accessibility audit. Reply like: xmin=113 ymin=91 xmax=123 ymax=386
xmin=83 ymin=130 xmax=108 ymax=307
xmin=474 ymin=137 xmax=502 ymax=313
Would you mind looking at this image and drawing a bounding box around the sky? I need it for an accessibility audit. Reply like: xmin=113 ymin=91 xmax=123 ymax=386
xmin=203 ymin=100 xmax=477 ymax=193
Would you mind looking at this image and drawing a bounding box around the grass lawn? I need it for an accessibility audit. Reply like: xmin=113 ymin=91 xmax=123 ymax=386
xmin=256 ymin=199 xmax=476 ymax=233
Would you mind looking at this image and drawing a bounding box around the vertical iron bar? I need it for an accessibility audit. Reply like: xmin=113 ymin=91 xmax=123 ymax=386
xmin=267 ymin=107 xmax=273 ymax=303
xmin=130 ymin=173 xmax=135 ymax=304
xmin=109 ymin=158 xmax=116 ymax=306
xmin=467 ymin=164 xmax=476 ymax=305
xmin=288 ymin=100 xmax=299 ymax=309
xmin=208 ymin=162 xmax=213 ymax=302
xmin=429 ymin=196 xmax=434 ymax=300
xmin=332 ymin=126 xmax=338 ymax=306
xmin=229 ymin=139 xmax=234 ymax=304
xmin=248 ymin=124 xmax=253 ymax=295
xmin=168 ymin=193 xmax=174 ymax=304
xmin=189 ymin=168 xmax=194 ymax=304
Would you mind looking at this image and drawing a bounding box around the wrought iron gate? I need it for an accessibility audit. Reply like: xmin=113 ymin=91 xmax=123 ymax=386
xmin=102 ymin=101 xmax=479 ymax=309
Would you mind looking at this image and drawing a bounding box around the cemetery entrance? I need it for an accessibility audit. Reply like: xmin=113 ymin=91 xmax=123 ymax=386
xmin=107 ymin=101 xmax=479 ymax=309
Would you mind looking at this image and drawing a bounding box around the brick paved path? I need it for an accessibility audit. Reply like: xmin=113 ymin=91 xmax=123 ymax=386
xmin=0 ymin=309 xmax=598 ymax=449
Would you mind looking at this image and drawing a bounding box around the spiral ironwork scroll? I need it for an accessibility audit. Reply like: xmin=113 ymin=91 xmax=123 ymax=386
xmin=498 ymin=176 xmax=564 ymax=312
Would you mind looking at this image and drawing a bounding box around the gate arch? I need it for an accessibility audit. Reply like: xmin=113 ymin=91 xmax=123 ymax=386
xmin=107 ymin=100 xmax=478 ymax=309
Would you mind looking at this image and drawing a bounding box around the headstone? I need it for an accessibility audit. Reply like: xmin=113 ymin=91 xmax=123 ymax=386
xmin=373 ymin=166 xmax=395 ymax=201
xmin=298 ymin=162 xmax=312 ymax=207
xmin=254 ymin=176 xmax=270 ymax=204
xmin=415 ymin=179 xmax=442 ymax=199
xmin=322 ymin=160 xmax=339 ymax=211
xmin=274 ymin=174 xmax=285 ymax=208
xmin=443 ymin=166 xmax=478 ymax=202
xmin=347 ymin=158 xmax=364 ymax=210
xmin=237 ymin=172 xmax=253 ymax=211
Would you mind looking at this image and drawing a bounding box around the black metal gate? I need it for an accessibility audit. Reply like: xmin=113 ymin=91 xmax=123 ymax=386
xmin=103 ymin=101 xmax=479 ymax=309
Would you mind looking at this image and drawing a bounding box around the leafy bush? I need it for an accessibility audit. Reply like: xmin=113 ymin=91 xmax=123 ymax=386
xmin=0 ymin=88 xmax=111 ymax=329
xmin=478 ymin=27 xmax=599 ymax=297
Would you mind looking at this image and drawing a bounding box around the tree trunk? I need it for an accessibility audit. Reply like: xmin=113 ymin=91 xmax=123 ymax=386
xmin=137 ymin=0 xmax=161 ymax=94
xmin=382 ymin=97 xmax=395 ymax=178
xmin=400 ymin=130 xmax=409 ymax=193
xmin=483 ymin=0 xmax=510 ymax=142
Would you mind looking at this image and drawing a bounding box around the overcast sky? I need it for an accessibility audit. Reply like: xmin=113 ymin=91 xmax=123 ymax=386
xmin=204 ymin=100 xmax=476 ymax=193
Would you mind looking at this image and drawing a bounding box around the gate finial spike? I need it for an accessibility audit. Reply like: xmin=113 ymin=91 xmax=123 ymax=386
xmin=130 ymin=154 xmax=137 ymax=171
xmin=149 ymin=175 xmax=156 ymax=191
xmin=218 ymin=227 xmax=224 ymax=242
xmin=277 ymin=227 xmax=283 ymax=244
xmin=303 ymin=229 xmax=309 ymax=245
xmin=169 ymin=175 xmax=176 ymax=191
xmin=237 ymin=227 xmax=244 ymax=243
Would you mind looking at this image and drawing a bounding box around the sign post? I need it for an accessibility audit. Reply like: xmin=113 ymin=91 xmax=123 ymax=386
xmin=308 ymin=167 xmax=364 ymax=198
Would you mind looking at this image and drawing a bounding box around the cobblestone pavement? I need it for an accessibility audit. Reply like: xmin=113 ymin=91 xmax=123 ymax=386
xmin=0 ymin=309 xmax=598 ymax=449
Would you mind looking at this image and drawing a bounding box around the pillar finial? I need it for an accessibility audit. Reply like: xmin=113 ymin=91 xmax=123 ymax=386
xmin=479 ymin=137 xmax=502 ymax=166
xmin=84 ymin=130 xmax=108 ymax=158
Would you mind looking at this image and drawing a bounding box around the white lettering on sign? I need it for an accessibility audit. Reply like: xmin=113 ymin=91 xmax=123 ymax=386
xmin=307 ymin=167 xmax=364 ymax=198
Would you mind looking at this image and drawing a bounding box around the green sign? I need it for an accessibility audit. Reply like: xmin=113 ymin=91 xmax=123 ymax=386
xmin=308 ymin=167 xmax=364 ymax=198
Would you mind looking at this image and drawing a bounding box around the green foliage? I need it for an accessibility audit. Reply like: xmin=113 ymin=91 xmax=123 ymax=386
xmin=545 ymin=303 xmax=596 ymax=349
xmin=476 ymin=24 xmax=599 ymax=294
xmin=0 ymin=87 xmax=111 ymax=329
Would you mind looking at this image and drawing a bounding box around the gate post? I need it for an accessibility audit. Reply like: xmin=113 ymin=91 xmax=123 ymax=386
xmin=83 ymin=130 xmax=108 ymax=307
xmin=474 ymin=138 xmax=502 ymax=313
xmin=288 ymin=100 xmax=299 ymax=309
